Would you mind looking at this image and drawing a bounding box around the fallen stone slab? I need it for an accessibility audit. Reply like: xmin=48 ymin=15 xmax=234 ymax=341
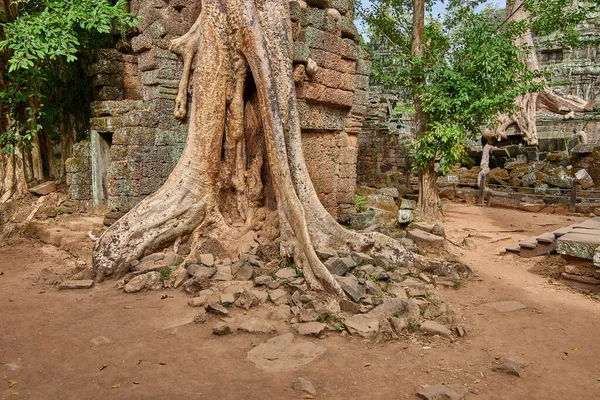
xmin=483 ymin=301 xmax=527 ymax=313
xmin=239 ymin=316 xmax=276 ymax=334
xmin=276 ymin=267 xmax=297 ymax=279
xmin=492 ymin=359 xmax=525 ymax=378
xmin=206 ymin=303 xmax=229 ymax=316
xmin=292 ymin=322 xmax=327 ymax=337
xmin=420 ymin=321 xmax=452 ymax=338
xmin=58 ymin=280 xmax=94 ymax=290
xmin=325 ymin=257 xmax=357 ymax=276
xmin=213 ymin=321 xmax=232 ymax=335
xmin=247 ymin=333 xmax=326 ymax=372
xmin=29 ymin=181 xmax=56 ymax=196
xmin=124 ymin=272 xmax=162 ymax=293
xmin=345 ymin=314 xmax=379 ymax=338
xmin=416 ymin=384 xmax=468 ymax=400
xmin=407 ymin=229 xmax=446 ymax=253
xmin=334 ymin=275 xmax=365 ymax=302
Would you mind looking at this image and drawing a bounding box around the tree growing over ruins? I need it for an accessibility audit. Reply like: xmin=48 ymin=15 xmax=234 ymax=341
xmin=0 ymin=0 xmax=137 ymax=203
xmin=91 ymin=0 xmax=428 ymax=299
xmin=361 ymin=0 xmax=540 ymax=219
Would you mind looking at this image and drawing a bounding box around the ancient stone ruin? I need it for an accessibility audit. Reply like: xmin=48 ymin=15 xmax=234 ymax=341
xmin=66 ymin=0 xmax=370 ymax=224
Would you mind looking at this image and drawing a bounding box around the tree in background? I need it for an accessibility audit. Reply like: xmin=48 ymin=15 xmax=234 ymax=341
xmin=0 ymin=0 xmax=137 ymax=203
xmin=361 ymin=0 xmax=541 ymax=220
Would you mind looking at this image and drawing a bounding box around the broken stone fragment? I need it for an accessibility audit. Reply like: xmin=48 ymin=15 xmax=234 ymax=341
xmin=325 ymin=257 xmax=357 ymax=276
xmin=124 ymin=272 xmax=162 ymax=293
xmin=269 ymin=288 xmax=289 ymax=305
xmin=344 ymin=314 xmax=379 ymax=338
xmin=270 ymin=304 xmax=292 ymax=321
xmin=206 ymin=303 xmax=229 ymax=317
xmin=416 ymin=384 xmax=468 ymax=400
xmin=292 ymin=322 xmax=327 ymax=338
xmin=29 ymin=181 xmax=57 ymax=196
xmin=334 ymin=274 xmax=365 ymax=302
xmin=292 ymin=377 xmax=317 ymax=396
xmin=275 ymin=267 xmax=297 ymax=280
xmin=492 ymin=359 xmax=525 ymax=378
xmin=239 ymin=316 xmax=276 ymax=334
xmin=420 ymin=320 xmax=452 ymax=338
xmin=254 ymin=275 xmax=273 ymax=286
xmin=235 ymin=264 xmax=254 ymax=281
xmin=213 ymin=320 xmax=232 ymax=335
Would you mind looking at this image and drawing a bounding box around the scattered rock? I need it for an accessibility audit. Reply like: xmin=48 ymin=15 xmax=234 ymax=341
xmin=325 ymin=257 xmax=357 ymax=276
xmin=276 ymin=267 xmax=297 ymax=280
xmin=370 ymin=298 xmax=420 ymax=322
xmin=463 ymin=237 xmax=476 ymax=250
xmin=432 ymin=223 xmax=446 ymax=237
xmin=254 ymin=275 xmax=274 ymax=286
xmin=339 ymin=299 xmax=361 ymax=314
xmin=58 ymin=280 xmax=94 ymax=290
xmin=292 ymin=377 xmax=317 ymax=396
xmin=235 ymin=264 xmax=254 ymax=281
xmin=416 ymin=383 xmax=468 ymax=400
xmin=29 ymin=181 xmax=56 ymax=196
xmin=299 ymin=308 xmax=319 ymax=323
xmin=124 ymin=272 xmax=162 ymax=293
xmin=492 ymin=359 xmax=525 ymax=378
xmin=187 ymin=265 xmax=216 ymax=279
xmin=212 ymin=265 xmax=233 ymax=281
xmin=398 ymin=209 xmax=414 ymax=224
xmin=420 ymin=321 xmax=452 ymax=338
xmin=247 ymin=333 xmax=326 ymax=372
xmin=293 ymin=322 xmax=327 ymax=337
xmin=390 ymin=317 xmax=407 ymax=334
xmin=252 ymin=290 xmax=269 ymax=304
xmin=194 ymin=309 xmax=207 ymax=324
xmin=220 ymin=292 xmax=236 ymax=305
xmin=377 ymin=318 xmax=398 ymax=341
xmin=345 ymin=315 xmax=379 ymax=338
xmin=183 ymin=276 xmax=211 ymax=294
xmin=400 ymin=198 xmax=417 ymax=210
xmin=270 ymin=304 xmax=292 ymax=321
xmin=407 ymin=229 xmax=446 ymax=253
xmin=455 ymin=326 xmax=467 ymax=337
xmin=90 ymin=336 xmax=111 ymax=346
xmin=576 ymin=169 xmax=594 ymax=189
xmin=169 ymin=265 xmax=189 ymax=288
xmin=269 ymin=288 xmax=289 ymax=305
xmin=334 ymin=275 xmax=365 ymax=302
xmin=239 ymin=316 xmax=276 ymax=334
xmin=483 ymin=301 xmax=527 ymax=313
xmin=234 ymin=289 xmax=258 ymax=310
xmin=199 ymin=253 xmax=215 ymax=267
xmin=206 ymin=303 xmax=229 ymax=317
xmin=316 ymin=248 xmax=337 ymax=261
xmin=213 ymin=321 xmax=232 ymax=335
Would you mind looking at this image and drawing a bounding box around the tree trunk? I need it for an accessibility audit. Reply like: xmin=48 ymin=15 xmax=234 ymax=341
xmin=92 ymin=0 xmax=419 ymax=299
xmin=411 ymin=0 xmax=441 ymax=220
xmin=488 ymin=0 xmax=592 ymax=145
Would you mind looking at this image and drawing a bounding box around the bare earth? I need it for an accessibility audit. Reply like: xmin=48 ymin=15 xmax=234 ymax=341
xmin=1 ymin=202 xmax=599 ymax=399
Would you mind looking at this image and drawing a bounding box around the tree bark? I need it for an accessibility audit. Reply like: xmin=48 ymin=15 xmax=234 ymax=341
xmin=92 ymin=0 xmax=418 ymax=298
xmin=488 ymin=0 xmax=592 ymax=145
xmin=411 ymin=0 xmax=441 ymax=221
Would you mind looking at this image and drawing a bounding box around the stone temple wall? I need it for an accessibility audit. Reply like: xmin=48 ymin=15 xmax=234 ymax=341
xmin=66 ymin=0 xmax=369 ymax=222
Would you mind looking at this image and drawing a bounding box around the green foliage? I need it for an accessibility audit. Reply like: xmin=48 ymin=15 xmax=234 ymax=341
xmin=0 ymin=0 xmax=138 ymax=72
xmin=159 ymin=267 xmax=173 ymax=282
xmin=353 ymin=194 xmax=368 ymax=213
xmin=0 ymin=0 xmax=138 ymax=154
xmin=360 ymin=0 xmax=595 ymax=175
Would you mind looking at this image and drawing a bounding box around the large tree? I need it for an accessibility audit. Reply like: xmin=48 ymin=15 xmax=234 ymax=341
xmin=485 ymin=0 xmax=597 ymax=145
xmin=92 ymin=0 xmax=420 ymax=298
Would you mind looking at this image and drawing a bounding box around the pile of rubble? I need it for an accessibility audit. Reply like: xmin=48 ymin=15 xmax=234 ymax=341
xmin=91 ymin=240 xmax=472 ymax=340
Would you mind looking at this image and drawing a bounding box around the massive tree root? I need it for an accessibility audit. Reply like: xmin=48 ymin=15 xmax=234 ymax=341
xmin=93 ymin=0 xmax=417 ymax=296
xmin=485 ymin=0 xmax=593 ymax=146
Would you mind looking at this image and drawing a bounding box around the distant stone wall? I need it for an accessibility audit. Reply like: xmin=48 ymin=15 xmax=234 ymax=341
xmin=66 ymin=0 xmax=369 ymax=222
xmin=356 ymin=91 xmax=414 ymax=188
xmin=65 ymin=142 xmax=92 ymax=203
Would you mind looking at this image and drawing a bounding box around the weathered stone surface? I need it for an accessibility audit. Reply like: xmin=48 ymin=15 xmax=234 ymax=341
xmin=390 ymin=317 xmax=407 ymax=334
xmin=398 ymin=209 xmax=414 ymax=224
xmin=124 ymin=272 xmax=162 ymax=293
xmin=183 ymin=276 xmax=210 ymax=294
xmin=416 ymin=384 xmax=468 ymax=400
xmin=199 ymin=253 xmax=215 ymax=267
xmin=350 ymin=211 xmax=377 ymax=230
xmin=58 ymin=280 xmax=94 ymax=290
xmin=370 ymin=298 xmax=420 ymax=322
xmin=420 ymin=321 xmax=452 ymax=338
xmin=220 ymin=292 xmax=236 ymax=305
xmin=254 ymin=275 xmax=274 ymax=286
xmin=293 ymin=322 xmax=327 ymax=337
xmin=400 ymin=198 xmax=417 ymax=210
xmin=484 ymin=301 xmax=527 ymax=313
xmin=194 ymin=309 xmax=207 ymax=324
xmin=239 ymin=317 xmax=276 ymax=334
xmin=186 ymin=265 xmax=216 ymax=279
xmin=576 ymin=169 xmax=594 ymax=189
xmin=325 ymin=256 xmax=357 ymax=276
xmin=276 ymin=267 xmax=297 ymax=280
xmin=334 ymin=275 xmax=365 ymax=302
xmin=235 ymin=264 xmax=254 ymax=281
xmin=407 ymin=229 xmax=446 ymax=253
xmin=247 ymin=333 xmax=326 ymax=372
xmin=364 ymin=193 xmax=398 ymax=213
xmin=345 ymin=315 xmax=379 ymax=338
xmin=270 ymin=304 xmax=292 ymax=321
xmin=299 ymin=308 xmax=319 ymax=322
xmin=292 ymin=377 xmax=317 ymax=396
xmin=270 ymin=288 xmax=290 ymax=305
xmin=492 ymin=359 xmax=525 ymax=378
xmin=234 ymin=289 xmax=258 ymax=310
xmin=206 ymin=303 xmax=229 ymax=316
xmin=213 ymin=321 xmax=232 ymax=336
xmin=29 ymin=181 xmax=57 ymax=196
xmin=339 ymin=299 xmax=360 ymax=314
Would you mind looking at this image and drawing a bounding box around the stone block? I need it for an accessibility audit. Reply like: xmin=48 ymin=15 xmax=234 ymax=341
xmin=138 ymin=48 xmax=159 ymax=71
xmin=92 ymin=73 xmax=122 ymax=88
xmin=94 ymin=86 xmax=123 ymax=101
xmin=299 ymin=27 xmax=341 ymax=53
xmin=293 ymin=42 xmax=310 ymax=64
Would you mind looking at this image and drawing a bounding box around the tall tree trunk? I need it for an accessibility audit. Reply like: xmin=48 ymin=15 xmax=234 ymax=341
xmin=92 ymin=0 xmax=421 ymax=298
xmin=411 ymin=0 xmax=441 ymax=220
xmin=487 ymin=0 xmax=592 ymax=145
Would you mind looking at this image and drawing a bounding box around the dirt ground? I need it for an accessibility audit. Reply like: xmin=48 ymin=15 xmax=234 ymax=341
xmin=1 ymin=202 xmax=600 ymax=400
